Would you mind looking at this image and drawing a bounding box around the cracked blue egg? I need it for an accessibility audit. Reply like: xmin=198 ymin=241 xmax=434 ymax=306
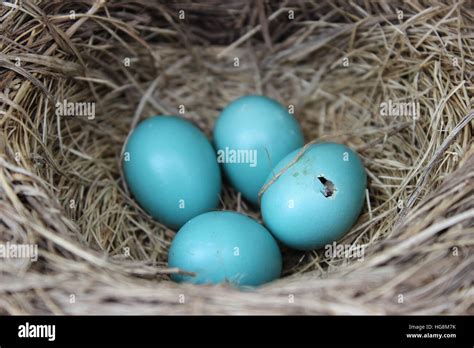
xmin=213 ymin=95 xmax=304 ymax=205
xmin=123 ymin=116 xmax=221 ymax=229
xmin=261 ymin=143 xmax=366 ymax=250
xmin=168 ymin=211 xmax=282 ymax=286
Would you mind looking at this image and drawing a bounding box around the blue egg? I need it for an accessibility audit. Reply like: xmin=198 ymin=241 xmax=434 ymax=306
xmin=168 ymin=211 xmax=282 ymax=286
xmin=123 ymin=116 xmax=221 ymax=229
xmin=261 ymin=143 xmax=367 ymax=250
xmin=214 ymin=95 xmax=304 ymax=205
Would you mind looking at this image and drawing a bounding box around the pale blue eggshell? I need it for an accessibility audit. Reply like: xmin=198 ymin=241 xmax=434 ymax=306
xmin=261 ymin=143 xmax=367 ymax=250
xmin=213 ymin=95 xmax=304 ymax=205
xmin=168 ymin=211 xmax=282 ymax=286
xmin=123 ymin=116 xmax=221 ymax=229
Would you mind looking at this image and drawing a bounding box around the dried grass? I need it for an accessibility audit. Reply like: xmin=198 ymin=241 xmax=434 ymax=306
xmin=0 ymin=0 xmax=473 ymax=314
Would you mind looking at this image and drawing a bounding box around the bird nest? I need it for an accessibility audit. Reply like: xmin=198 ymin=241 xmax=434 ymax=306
xmin=0 ymin=0 xmax=473 ymax=314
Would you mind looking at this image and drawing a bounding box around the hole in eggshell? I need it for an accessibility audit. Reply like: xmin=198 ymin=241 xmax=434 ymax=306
xmin=317 ymin=175 xmax=336 ymax=198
